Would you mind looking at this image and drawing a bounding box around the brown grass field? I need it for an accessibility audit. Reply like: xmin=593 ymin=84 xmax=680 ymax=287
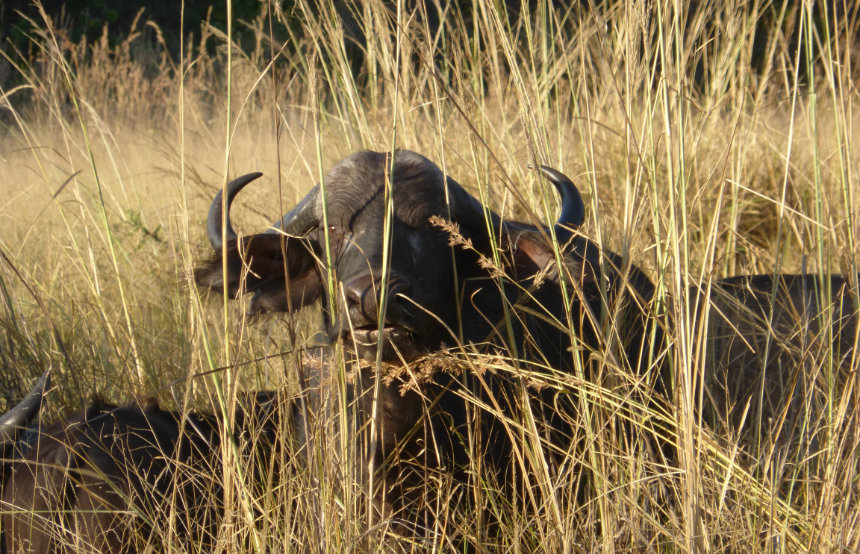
xmin=1 ymin=0 xmax=859 ymax=551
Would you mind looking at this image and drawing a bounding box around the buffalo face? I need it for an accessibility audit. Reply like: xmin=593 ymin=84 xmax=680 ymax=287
xmin=193 ymin=149 xmax=604 ymax=366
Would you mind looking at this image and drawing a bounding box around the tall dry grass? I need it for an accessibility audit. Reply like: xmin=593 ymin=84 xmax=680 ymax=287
xmin=0 ymin=0 xmax=858 ymax=551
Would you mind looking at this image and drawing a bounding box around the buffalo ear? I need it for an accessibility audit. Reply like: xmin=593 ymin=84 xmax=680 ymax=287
xmin=193 ymin=242 xmax=241 ymax=295
xmin=194 ymin=233 xmax=322 ymax=314
xmin=247 ymin=268 xmax=322 ymax=314
xmin=511 ymin=233 xmax=556 ymax=278
xmin=509 ymin=232 xmax=595 ymax=287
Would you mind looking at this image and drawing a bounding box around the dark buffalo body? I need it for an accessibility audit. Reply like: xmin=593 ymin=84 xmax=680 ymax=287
xmin=0 ymin=386 xmax=281 ymax=553
xmin=193 ymin=147 xmax=860 ymax=513
xmin=3 ymin=399 xmax=212 ymax=553
xmin=694 ymin=273 xmax=859 ymax=458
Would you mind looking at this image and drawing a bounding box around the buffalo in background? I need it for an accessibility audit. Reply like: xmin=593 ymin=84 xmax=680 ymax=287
xmin=694 ymin=274 xmax=858 ymax=465
xmin=0 ymin=372 xmax=282 ymax=553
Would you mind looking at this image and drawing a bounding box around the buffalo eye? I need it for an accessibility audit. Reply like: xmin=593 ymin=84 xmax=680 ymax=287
xmin=324 ymin=225 xmax=354 ymax=257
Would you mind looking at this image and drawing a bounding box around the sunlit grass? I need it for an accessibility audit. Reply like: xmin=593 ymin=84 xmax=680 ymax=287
xmin=1 ymin=0 xmax=858 ymax=551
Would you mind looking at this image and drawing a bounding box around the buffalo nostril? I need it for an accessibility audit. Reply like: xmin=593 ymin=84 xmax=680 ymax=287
xmin=388 ymin=281 xmax=412 ymax=313
xmin=344 ymin=274 xmax=411 ymax=325
xmin=388 ymin=278 xmax=410 ymax=299
xmin=344 ymin=275 xmax=379 ymax=321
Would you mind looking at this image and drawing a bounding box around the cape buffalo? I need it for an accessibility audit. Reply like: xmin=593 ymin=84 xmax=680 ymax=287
xmin=0 ymin=373 xmax=281 ymax=554
xmin=193 ymin=147 xmax=859 ymax=496
xmin=193 ymin=148 xmax=662 ymax=528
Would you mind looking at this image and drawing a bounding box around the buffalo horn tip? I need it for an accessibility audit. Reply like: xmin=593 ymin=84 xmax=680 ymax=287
xmin=207 ymin=172 xmax=264 ymax=250
xmin=0 ymin=369 xmax=51 ymax=447
xmin=536 ymin=165 xmax=584 ymax=237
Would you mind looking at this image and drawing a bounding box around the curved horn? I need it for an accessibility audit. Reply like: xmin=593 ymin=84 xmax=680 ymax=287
xmin=0 ymin=369 xmax=50 ymax=447
xmin=537 ymin=165 xmax=584 ymax=239
xmin=207 ymin=172 xmax=264 ymax=250
xmin=270 ymin=184 xmax=322 ymax=237
xmin=445 ymin=166 xmax=584 ymax=241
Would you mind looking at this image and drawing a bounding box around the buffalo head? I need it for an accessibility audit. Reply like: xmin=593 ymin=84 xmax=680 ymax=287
xmin=194 ymin=149 xmax=654 ymax=371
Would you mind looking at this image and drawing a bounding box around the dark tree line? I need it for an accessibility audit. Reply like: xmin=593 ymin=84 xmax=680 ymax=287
xmin=1 ymin=1 xmax=856 ymax=93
